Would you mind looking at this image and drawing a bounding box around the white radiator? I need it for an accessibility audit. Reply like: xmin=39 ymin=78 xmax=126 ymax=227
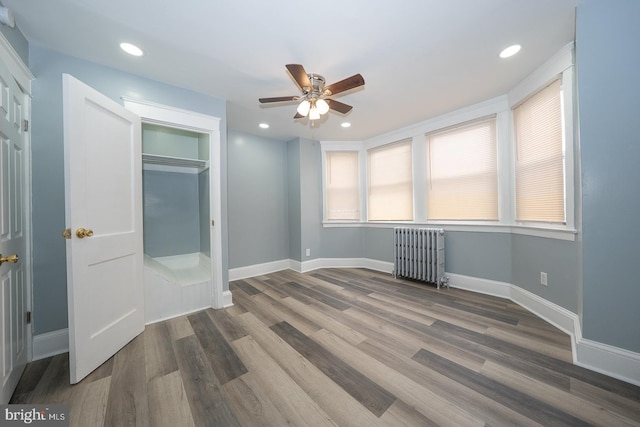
xmin=393 ymin=227 xmax=448 ymax=289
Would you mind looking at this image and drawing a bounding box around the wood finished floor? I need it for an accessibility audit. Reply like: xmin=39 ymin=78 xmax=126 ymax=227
xmin=11 ymin=268 xmax=640 ymax=426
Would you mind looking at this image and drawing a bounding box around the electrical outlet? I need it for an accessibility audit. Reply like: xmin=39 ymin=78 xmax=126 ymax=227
xmin=306 ymin=248 xmax=311 ymax=257
xmin=540 ymin=272 xmax=548 ymax=286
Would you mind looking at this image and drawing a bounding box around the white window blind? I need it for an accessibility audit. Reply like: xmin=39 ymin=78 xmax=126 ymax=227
xmin=514 ymin=78 xmax=565 ymax=223
xmin=426 ymin=118 xmax=498 ymax=220
xmin=325 ymin=151 xmax=360 ymax=220
xmin=367 ymin=140 xmax=413 ymax=221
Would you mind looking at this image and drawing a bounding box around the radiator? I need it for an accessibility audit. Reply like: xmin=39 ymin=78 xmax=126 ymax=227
xmin=393 ymin=227 xmax=448 ymax=289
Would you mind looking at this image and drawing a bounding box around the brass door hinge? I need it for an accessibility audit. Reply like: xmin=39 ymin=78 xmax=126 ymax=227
xmin=23 ymin=119 xmax=29 ymax=132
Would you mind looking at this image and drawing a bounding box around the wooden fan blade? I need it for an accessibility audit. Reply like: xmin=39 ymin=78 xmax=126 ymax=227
xmin=327 ymin=99 xmax=353 ymax=114
xmin=286 ymin=64 xmax=312 ymax=91
xmin=259 ymin=96 xmax=298 ymax=103
xmin=294 ymin=112 xmax=304 ymax=119
xmin=324 ymin=74 xmax=365 ymax=96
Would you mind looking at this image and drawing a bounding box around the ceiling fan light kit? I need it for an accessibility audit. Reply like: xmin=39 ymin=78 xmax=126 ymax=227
xmin=296 ymin=99 xmax=311 ymax=116
xmin=259 ymin=64 xmax=364 ymax=122
xmin=309 ymin=105 xmax=321 ymax=120
xmin=316 ymin=99 xmax=330 ymax=115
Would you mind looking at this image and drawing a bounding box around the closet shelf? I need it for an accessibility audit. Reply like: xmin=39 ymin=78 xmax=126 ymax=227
xmin=142 ymin=153 xmax=208 ymax=174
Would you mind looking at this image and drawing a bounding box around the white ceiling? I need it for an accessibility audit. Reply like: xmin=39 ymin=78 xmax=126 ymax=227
xmin=3 ymin=0 xmax=577 ymax=141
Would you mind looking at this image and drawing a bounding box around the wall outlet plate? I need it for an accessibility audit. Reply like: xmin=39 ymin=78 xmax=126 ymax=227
xmin=540 ymin=272 xmax=548 ymax=286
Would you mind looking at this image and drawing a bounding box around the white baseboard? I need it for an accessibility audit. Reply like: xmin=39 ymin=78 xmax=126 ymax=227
xmin=298 ymin=257 xmax=394 ymax=274
xmin=288 ymin=259 xmax=302 ymax=273
xmin=576 ymin=338 xmax=640 ymax=387
xmin=509 ymin=284 xmax=582 ymax=345
xmin=447 ymin=272 xmax=580 ymax=340
xmin=445 ymin=273 xmax=511 ymax=299
xmin=228 ymin=259 xmax=290 ymax=281
xmin=222 ymin=290 xmax=233 ymax=308
xmin=238 ymin=257 xmax=393 ymax=276
xmin=447 ymin=272 xmax=640 ymax=387
xmin=32 ymin=329 xmax=69 ymax=361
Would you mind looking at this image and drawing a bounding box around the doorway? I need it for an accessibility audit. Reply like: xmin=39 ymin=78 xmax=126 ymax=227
xmin=142 ymin=123 xmax=213 ymax=322
xmin=123 ymin=98 xmax=227 ymax=322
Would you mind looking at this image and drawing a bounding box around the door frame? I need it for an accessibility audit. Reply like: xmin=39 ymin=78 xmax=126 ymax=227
xmin=0 ymin=33 xmax=34 ymax=364
xmin=122 ymin=98 xmax=227 ymax=311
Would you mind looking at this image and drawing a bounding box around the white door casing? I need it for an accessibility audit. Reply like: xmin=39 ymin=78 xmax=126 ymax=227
xmin=63 ymin=74 xmax=144 ymax=384
xmin=0 ymin=49 xmax=30 ymax=403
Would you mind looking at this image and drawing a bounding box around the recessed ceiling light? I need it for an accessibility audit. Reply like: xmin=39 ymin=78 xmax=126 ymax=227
xmin=499 ymin=44 xmax=521 ymax=59
xmin=120 ymin=42 xmax=144 ymax=57
xmin=341 ymin=122 xmax=351 ymax=128
xmin=259 ymin=123 xmax=269 ymax=129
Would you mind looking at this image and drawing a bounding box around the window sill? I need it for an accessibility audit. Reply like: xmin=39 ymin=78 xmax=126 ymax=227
xmin=322 ymin=221 xmax=577 ymax=241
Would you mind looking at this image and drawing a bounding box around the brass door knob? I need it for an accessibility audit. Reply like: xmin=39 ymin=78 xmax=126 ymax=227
xmin=61 ymin=228 xmax=71 ymax=239
xmin=76 ymin=228 xmax=94 ymax=238
xmin=0 ymin=253 xmax=19 ymax=266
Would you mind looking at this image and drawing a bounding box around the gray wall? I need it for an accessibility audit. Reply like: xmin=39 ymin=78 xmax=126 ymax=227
xmin=29 ymin=45 xmax=228 ymax=335
xmin=227 ymin=131 xmax=289 ymax=268
xmin=299 ymin=138 xmax=323 ymax=260
xmin=319 ymin=228 xmax=365 ymax=259
xmin=363 ymin=228 xmax=393 ymax=262
xmin=143 ymin=170 xmax=202 ymax=258
xmin=511 ymin=235 xmax=580 ymax=313
xmin=447 ymin=232 xmax=512 ymax=284
xmin=577 ymin=0 xmax=640 ymax=352
xmin=287 ymin=139 xmax=302 ymax=261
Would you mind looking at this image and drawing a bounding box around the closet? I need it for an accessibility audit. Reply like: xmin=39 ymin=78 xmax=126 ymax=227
xmin=124 ymin=98 xmax=225 ymax=323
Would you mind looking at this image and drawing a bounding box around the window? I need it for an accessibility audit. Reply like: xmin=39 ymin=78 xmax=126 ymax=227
xmin=513 ymin=78 xmax=565 ymax=223
xmin=367 ymin=140 xmax=413 ymax=221
xmin=426 ymin=118 xmax=498 ymax=220
xmin=325 ymin=151 xmax=360 ymax=220
xmin=320 ymin=43 xmax=574 ymax=239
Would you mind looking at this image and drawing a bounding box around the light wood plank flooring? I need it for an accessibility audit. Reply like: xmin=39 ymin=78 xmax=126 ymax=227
xmin=11 ymin=268 xmax=640 ymax=426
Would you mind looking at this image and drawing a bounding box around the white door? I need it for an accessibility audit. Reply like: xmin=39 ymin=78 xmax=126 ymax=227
xmin=63 ymin=74 xmax=144 ymax=384
xmin=0 ymin=53 xmax=29 ymax=403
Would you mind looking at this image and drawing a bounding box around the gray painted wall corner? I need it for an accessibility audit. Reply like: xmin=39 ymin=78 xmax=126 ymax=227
xmin=227 ymin=130 xmax=289 ymax=268
xmin=287 ymin=138 xmax=302 ymax=261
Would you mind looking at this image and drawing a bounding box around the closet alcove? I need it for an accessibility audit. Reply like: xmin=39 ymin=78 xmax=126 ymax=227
xmin=124 ymin=99 xmax=226 ymax=323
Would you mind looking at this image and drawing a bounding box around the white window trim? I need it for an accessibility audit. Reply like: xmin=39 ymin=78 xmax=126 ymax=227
xmin=425 ymin=114 xmax=499 ymax=221
xmin=321 ymin=221 xmax=576 ymax=241
xmin=320 ymin=42 xmax=577 ymax=241
xmin=320 ymin=141 xmax=364 ymax=223
xmin=412 ymin=134 xmax=427 ymax=222
xmin=366 ymin=138 xmax=414 ymax=222
xmin=508 ymin=42 xmax=575 ymax=232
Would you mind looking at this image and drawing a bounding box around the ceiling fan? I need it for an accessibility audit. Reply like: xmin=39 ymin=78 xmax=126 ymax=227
xmin=259 ymin=64 xmax=365 ymax=120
